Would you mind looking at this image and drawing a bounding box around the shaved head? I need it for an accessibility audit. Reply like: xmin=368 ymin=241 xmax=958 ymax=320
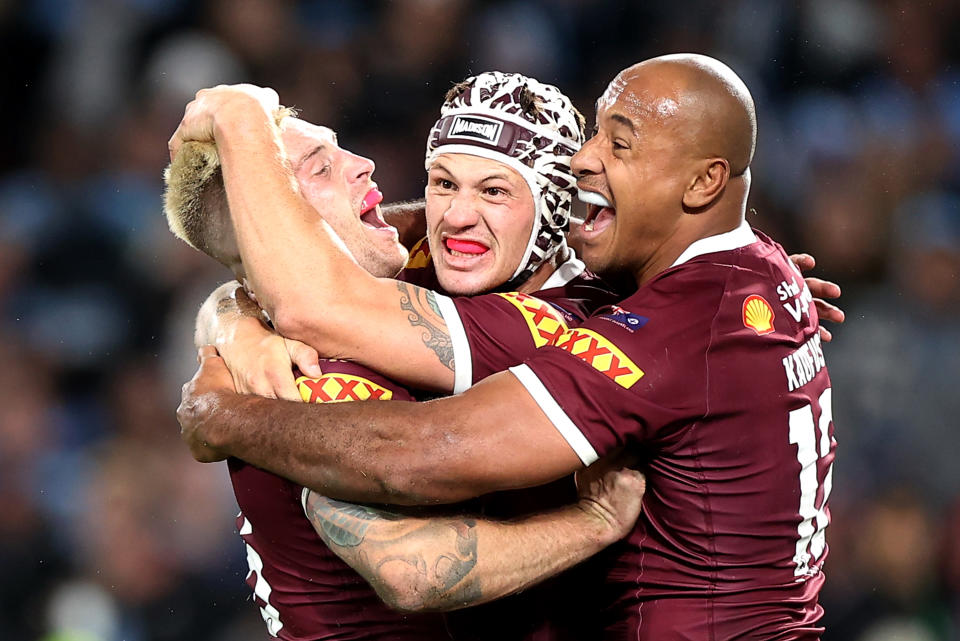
xmin=609 ymin=53 xmax=757 ymax=176
xmin=572 ymin=54 xmax=758 ymax=284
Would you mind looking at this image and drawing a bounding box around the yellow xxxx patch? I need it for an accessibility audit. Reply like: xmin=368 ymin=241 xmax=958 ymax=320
xmin=296 ymin=374 xmax=394 ymax=403
xmin=554 ymin=327 xmax=644 ymax=389
xmin=496 ymin=292 xmax=569 ymax=348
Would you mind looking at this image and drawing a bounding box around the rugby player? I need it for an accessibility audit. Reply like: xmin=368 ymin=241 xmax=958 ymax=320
xmin=179 ymin=55 xmax=838 ymax=639
xmin=166 ymin=105 xmax=646 ymax=640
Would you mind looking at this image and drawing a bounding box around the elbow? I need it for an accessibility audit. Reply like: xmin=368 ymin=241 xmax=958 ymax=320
xmin=375 ymin=582 xmax=432 ymax=614
xmin=270 ymin=299 xmax=323 ymax=346
xmin=374 ymin=575 xmax=464 ymax=614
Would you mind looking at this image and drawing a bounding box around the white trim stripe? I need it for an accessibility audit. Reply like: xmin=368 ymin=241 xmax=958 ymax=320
xmin=509 ymin=364 xmax=599 ymax=465
xmin=435 ymin=294 xmax=473 ymax=394
xmin=670 ymin=219 xmax=758 ymax=267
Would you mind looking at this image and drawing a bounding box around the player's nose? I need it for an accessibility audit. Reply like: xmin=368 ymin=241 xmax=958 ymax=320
xmin=571 ymin=136 xmax=602 ymax=179
xmin=344 ymin=150 xmax=375 ymax=184
xmin=443 ymin=191 xmax=481 ymax=229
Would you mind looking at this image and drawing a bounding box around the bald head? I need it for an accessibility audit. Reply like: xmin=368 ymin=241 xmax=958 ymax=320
xmin=605 ymin=54 xmax=757 ymax=176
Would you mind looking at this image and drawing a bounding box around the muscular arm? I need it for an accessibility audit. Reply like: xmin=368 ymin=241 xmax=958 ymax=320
xmin=208 ymin=98 xmax=457 ymax=392
xmin=179 ymin=351 xmax=582 ymax=505
xmin=303 ymin=463 xmax=643 ymax=612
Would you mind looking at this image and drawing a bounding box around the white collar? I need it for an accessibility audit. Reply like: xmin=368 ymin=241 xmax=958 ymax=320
xmin=540 ymin=248 xmax=586 ymax=290
xmin=670 ymin=219 xmax=757 ymax=267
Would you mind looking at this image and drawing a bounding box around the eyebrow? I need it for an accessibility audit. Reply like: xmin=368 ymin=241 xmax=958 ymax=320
xmin=609 ymin=113 xmax=638 ymax=135
xmin=294 ymin=145 xmax=326 ymax=172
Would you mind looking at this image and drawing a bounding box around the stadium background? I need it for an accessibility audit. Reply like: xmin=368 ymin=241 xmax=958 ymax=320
xmin=0 ymin=0 xmax=958 ymax=639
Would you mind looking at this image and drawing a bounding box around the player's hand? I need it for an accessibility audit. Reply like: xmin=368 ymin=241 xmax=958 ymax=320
xmin=177 ymin=346 xmax=236 ymax=462
xmin=168 ymin=83 xmax=280 ymax=160
xmin=217 ymin=319 xmax=316 ymax=401
xmin=789 ymin=253 xmax=846 ymax=342
xmin=575 ymin=456 xmax=646 ymax=544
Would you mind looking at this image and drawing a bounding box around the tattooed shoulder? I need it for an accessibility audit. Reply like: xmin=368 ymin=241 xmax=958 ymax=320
xmin=396 ymin=282 xmax=455 ymax=371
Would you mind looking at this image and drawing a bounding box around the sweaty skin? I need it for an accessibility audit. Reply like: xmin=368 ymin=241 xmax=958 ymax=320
xmin=178 ymin=55 xmax=789 ymax=505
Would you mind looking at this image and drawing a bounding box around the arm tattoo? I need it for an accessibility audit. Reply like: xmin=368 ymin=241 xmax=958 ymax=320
xmin=305 ymin=492 xmax=482 ymax=608
xmin=306 ymin=495 xmax=400 ymax=547
xmin=396 ymin=282 xmax=454 ymax=372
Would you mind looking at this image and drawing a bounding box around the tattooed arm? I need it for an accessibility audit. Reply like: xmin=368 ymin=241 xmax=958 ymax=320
xmin=303 ymin=460 xmax=646 ymax=612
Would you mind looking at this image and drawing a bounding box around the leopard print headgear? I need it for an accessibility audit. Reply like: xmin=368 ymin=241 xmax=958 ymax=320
xmin=425 ymin=71 xmax=584 ymax=287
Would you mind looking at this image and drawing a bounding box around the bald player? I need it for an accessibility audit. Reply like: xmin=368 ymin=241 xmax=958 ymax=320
xmin=180 ymin=55 xmax=835 ymax=638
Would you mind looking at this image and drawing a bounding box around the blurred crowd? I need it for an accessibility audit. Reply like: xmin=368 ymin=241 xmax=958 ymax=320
xmin=0 ymin=1 xmax=958 ymax=639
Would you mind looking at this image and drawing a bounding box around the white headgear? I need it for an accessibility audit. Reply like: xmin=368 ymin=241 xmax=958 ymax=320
xmin=425 ymin=71 xmax=584 ymax=286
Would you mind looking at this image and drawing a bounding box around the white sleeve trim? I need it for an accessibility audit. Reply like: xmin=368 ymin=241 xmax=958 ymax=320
xmin=435 ymin=294 xmax=473 ymax=394
xmin=509 ymin=364 xmax=599 ymax=466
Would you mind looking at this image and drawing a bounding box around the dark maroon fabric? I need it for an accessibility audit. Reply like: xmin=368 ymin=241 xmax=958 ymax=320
xmin=522 ymin=231 xmax=834 ymax=640
xmin=228 ymin=360 xmax=449 ymax=640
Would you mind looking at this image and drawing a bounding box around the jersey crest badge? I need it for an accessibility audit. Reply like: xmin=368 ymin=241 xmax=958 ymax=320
xmin=496 ymin=292 xmax=569 ymax=347
xmin=598 ymin=306 xmax=649 ymax=333
xmin=296 ymin=375 xmax=394 ymax=403
xmin=742 ymin=294 xmax=775 ymax=335
xmin=554 ymin=327 xmax=644 ymax=389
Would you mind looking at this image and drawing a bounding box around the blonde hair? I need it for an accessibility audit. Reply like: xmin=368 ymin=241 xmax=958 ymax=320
xmin=162 ymin=106 xmax=297 ymax=262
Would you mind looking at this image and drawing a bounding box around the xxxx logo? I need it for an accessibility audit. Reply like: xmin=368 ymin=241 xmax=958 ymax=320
xmin=496 ymin=292 xmax=569 ymax=347
xmin=554 ymin=328 xmax=644 ymax=389
xmin=296 ymin=374 xmax=394 ymax=403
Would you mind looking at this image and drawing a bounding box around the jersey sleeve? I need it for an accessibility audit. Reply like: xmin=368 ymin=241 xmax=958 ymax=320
xmin=510 ymin=266 xmax=726 ymax=465
xmin=434 ymin=291 xmax=574 ymax=393
xmin=295 ymin=359 xmax=415 ymax=403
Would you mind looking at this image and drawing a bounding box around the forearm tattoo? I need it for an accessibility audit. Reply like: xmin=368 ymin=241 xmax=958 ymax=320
xmin=396 ymin=282 xmax=455 ymax=372
xmin=306 ymin=494 xmax=481 ymax=608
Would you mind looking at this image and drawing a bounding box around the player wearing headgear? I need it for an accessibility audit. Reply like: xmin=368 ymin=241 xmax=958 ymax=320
xmin=173 ymin=68 xmax=843 ymax=639
xmin=168 ymin=86 xmax=645 ymax=640
xmin=173 ymin=72 xmax=620 ymax=400
xmin=179 ymin=55 xmax=840 ymax=639
xmin=176 ymin=72 xmax=636 ymax=640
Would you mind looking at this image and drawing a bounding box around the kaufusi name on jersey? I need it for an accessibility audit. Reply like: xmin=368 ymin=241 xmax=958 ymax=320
xmin=783 ymin=333 xmax=826 ymax=392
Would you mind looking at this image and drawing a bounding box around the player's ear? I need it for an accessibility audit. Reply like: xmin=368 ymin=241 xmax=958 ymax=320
xmin=682 ymin=158 xmax=729 ymax=211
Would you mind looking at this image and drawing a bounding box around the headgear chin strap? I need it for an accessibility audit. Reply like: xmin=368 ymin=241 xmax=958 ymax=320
xmin=425 ymin=71 xmax=585 ymax=287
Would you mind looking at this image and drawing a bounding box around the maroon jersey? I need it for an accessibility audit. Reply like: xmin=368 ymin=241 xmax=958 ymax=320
xmin=511 ymin=224 xmax=836 ymax=640
xmin=400 ymin=238 xmax=620 ymax=393
xmin=401 ymin=240 xmax=619 ymax=640
xmin=228 ymin=360 xmax=447 ymax=640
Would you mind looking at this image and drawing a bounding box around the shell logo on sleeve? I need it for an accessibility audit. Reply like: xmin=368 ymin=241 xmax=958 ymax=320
xmin=742 ymin=294 xmax=775 ymax=335
xmin=296 ymin=375 xmax=394 ymax=403
xmin=496 ymin=292 xmax=570 ymax=347
xmin=554 ymin=327 xmax=644 ymax=389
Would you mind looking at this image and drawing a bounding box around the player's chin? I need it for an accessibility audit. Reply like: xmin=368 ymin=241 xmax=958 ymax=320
xmin=436 ymin=266 xmax=499 ymax=296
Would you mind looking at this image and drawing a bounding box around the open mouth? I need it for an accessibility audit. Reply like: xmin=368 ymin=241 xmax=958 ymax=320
xmin=359 ymin=188 xmax=392 ymax=230
xmin=578 ymin=189 xmax=615 ymax=234
xmin=444 ymin=237 xmax=490 ymax=258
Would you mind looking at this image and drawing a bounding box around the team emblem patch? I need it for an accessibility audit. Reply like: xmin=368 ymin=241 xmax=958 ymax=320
xmin=496 ymin=292 xmax=569 ymax=347
xmin=554 ymin=327 xmax=644 ymax=389
xmin=296 ymin=374 xmax=394 ymax=403
xmin=742 ymin=295 xmax=775 ymax=335
xmin=598 ymin=306 xmax=649 ymax=332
